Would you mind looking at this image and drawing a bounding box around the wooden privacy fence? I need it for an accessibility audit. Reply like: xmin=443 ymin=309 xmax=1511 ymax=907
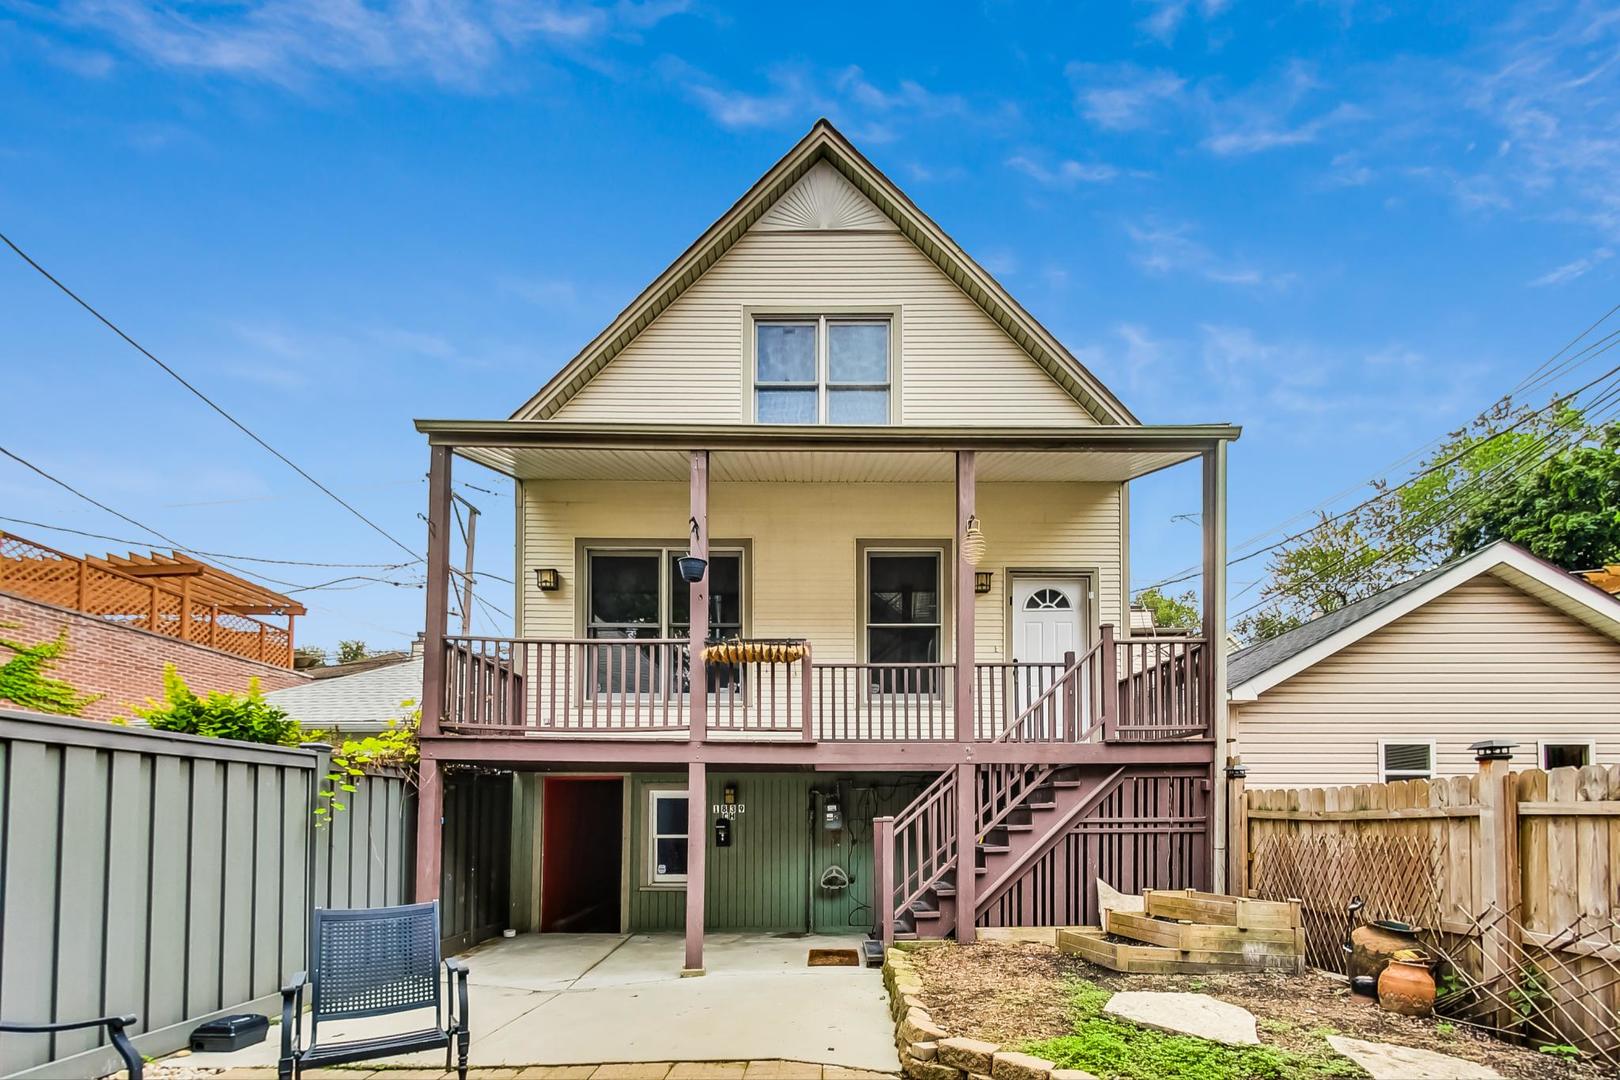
xmin=0 ymin=709 xmax=415 ymax=1079
xmin=0 ymin=531 xmax=298 ymax=667
xmin=1238 ymin=756 xmax=1620 ymax=1064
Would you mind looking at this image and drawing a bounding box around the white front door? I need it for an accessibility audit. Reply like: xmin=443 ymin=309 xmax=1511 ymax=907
xmin=1010 ymin=576 xmax=1091 ymax=732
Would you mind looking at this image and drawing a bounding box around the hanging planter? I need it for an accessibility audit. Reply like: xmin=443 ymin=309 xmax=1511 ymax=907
xmin=962 ymin=515 xmax=987 ymax=567
xmin=676 ymin=555 xmax=708 ymax=583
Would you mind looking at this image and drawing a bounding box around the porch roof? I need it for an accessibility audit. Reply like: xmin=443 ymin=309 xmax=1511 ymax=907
xmin=414 ymin=420 xmax=1240 ymax=483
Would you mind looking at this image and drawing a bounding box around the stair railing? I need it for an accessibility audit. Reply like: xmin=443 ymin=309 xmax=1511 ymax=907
xmin=878 ymin=767 xmax=958 ymax=946
xmin=994 ymin=642 xmax=1100 ymax=744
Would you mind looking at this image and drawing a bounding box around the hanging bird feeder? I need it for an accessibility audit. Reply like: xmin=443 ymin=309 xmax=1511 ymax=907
xmin=962 ymin=514 xmax=987 ymax=567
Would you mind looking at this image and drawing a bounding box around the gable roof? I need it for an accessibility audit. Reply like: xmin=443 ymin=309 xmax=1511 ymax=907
xmin=1228 ymin=540 xmax=1620 ymax=701
xmin=511 ymin=119 xmax=1136 ymax=426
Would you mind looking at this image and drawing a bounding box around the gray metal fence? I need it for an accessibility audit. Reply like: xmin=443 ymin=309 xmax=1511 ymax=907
xmin=0 ymin=709 xmax=415 ymax=1079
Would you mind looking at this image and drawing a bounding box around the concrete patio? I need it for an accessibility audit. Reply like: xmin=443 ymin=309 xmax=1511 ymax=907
xmin=163 ymin=933 xmax=899 ymax=1074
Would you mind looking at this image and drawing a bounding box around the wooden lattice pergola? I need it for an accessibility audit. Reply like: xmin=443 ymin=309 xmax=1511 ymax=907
xmin=0 ymin=531 xmax=304 ymax=667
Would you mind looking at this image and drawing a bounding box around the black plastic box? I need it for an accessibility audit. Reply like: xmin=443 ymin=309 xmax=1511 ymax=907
xmin=190 ymin=1013 xmax=269 ymax=1052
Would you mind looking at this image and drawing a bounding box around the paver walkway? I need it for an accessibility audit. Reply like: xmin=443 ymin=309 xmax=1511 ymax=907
xmin=151 ymin=1062 xmax=893 ymax=1079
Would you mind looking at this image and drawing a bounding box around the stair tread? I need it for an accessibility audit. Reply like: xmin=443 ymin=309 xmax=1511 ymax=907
xmin=933 ymin=884 xmax=956 ymax=896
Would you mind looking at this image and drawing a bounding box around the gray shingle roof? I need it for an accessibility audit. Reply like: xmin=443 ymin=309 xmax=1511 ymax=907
xmin=266 ymin=656 xmax=422 ymax=731
xmin=1226 ymin=565 xmax=1445 ymax=690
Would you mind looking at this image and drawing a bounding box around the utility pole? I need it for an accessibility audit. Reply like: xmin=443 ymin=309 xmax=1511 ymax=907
xmin=451 ymin=493 xmax=480 ymax=636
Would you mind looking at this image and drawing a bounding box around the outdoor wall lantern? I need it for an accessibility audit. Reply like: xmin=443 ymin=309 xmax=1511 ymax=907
xmin=1469 ymin=739 xmax=1518 ymax=762
xmin=975 ymin=571 xmax=994 ymax=595
xmin=534 ymin=567 xmax=561 ymax=592
xmin=723 ymin=781 xmax=738 ymax=805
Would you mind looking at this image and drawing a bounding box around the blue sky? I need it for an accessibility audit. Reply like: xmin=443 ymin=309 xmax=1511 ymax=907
xmin=2 ymin=1 xmax=1617 ymax=650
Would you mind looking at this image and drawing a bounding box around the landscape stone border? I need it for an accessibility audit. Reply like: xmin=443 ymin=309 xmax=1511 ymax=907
xmin=882 ymin=948 xmax=1097 ymax=1080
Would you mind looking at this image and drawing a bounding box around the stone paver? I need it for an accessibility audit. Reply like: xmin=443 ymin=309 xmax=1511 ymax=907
xmin=741 ymin=1062 xmax=824 ymax=1080
xmin=1101 ymin=991 xmax=1259 ymax=1046
xmin=1326 ymin=1036 xmax=1503 ymax=1080
xmin=144 ymin=1063 xmax=895 ymax=1080
xmin=590 ymin=1065 xmax=674 ymax=1080
xmin=667 ymin=1064 xmax=748 ymax=1080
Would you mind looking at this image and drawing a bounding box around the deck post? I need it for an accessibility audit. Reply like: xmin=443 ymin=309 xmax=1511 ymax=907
xmin=1098 ymin=623 xmax=1117 ymax=740
xmin=874 ymin=815 xmax=896 ymax=949
xmin=1201 ymin=440 xmax=1229 ymax=891
xmin=683 ymin=760 xmax=707 ymax=975
xmin=414 ymin=757 xmax=443 ymax=902
xmin=954 ymin=450 xmax=976 ymax=742
xmin=689 ymin=451 xmax=709 ymax=743
xmin=954 ymin=760 xmax=977 ymax=943
xmin=422 ymin=445 xmax=453 ymax=737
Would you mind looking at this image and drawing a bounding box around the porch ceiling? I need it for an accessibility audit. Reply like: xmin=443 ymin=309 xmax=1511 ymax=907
xmin=420 ymin=421 xmax=1233 ymax=483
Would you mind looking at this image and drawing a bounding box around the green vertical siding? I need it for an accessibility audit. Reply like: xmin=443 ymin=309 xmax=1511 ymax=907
xmin=625 ymin=771 xmax=926 ymax=933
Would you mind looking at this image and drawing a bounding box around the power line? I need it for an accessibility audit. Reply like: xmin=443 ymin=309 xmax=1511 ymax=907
xmin=0 ymin=229 xmax=422 ymax=561
xmin=0 ymin=515 xmax=416 ymax=569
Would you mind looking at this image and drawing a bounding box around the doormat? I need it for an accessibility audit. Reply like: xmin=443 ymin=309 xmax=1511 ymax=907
xmin=807 ymin=948 xmax=860 ymax=967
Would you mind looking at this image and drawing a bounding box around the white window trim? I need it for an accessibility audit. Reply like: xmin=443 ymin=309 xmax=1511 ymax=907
xmin=1537 ymin=739 xmax=1597 ymax=770
xmin=748 ymin=312 xmax=898 ymax=424
xmin=646 ymin=787 xmax=690 ymax=887
xmin=1378 ymin=738 xmax=1437 ymax=782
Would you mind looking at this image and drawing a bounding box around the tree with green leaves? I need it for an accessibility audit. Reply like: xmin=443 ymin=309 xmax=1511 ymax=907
xmin=336 ymin=640 xmax=369 ymax=664
xmin=1236 ymin=400 xmax=1620 ymax=642
xmin=132 ymin=665 xmax=303 ymax=745
xmin=1133 ymin=587 xmax=1200 ymax=629
xmin=0 ymin=623 xmax=100 ymax=716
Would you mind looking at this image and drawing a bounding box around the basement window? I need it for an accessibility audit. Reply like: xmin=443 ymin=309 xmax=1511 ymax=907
xmin=647 ymin=789 xmax=689 ymax=886
xmin=1540 ymin=741 xmax=1594 ymax=770
xmin=1379 ymin=740 xmax=1435 ymax=782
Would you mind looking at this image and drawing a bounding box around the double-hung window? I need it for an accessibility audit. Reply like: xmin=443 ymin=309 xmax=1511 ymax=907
xmin=865 ymin=550 xmax=942 ymax=692
xmin=584 ymin=548 xmax=743 ymax=694
xmin=648 ymin=789 xmax=689 ymax=885
xmin=755 ymin=316 xmax=891 ymax=424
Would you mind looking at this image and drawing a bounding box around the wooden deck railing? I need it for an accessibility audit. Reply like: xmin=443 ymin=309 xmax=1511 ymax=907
xmin=882 ymin=766 xmax=958 ymax=938
xmin=0 ymin=530 xmax=294 ymax=667
xmin=435 ymin=627 xmax=1212 ymax=743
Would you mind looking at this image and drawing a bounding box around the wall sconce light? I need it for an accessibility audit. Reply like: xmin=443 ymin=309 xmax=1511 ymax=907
xmin=975 ymin=571 xmax=994 ymax=595
xmin=534 ymin=567 xmax=561 ymax=592
xmin=723 ymin=781 xmax=738 ymax=805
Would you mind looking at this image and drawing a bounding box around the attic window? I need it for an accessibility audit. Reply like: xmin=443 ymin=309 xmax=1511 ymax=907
xmin=755 ymin=317 xmax=891 ymax=424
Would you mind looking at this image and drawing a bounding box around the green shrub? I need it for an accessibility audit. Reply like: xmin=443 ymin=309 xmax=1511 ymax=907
xmin=0 ymin=623 xmax=100 ymax=716
xmin=132 ymin=665 xmax=302 ymax=745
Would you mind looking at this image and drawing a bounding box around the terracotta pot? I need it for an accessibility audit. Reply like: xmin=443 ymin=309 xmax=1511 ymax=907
xmin=1378 ymin=958 xmax=1436 ymax=1017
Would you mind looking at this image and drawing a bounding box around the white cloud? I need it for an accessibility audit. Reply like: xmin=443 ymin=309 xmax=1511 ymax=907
xmin=40 ymin=0 xmax=693 ymax=88
xmin=1066 ymin=62 xmax=1186 ymax=131
xmin=1006 ymin=155 xmax=1119 ymax=186
xmin=1528 ymin=248 xmax=1613 ymax=287
xmin=1125 ymin=219 xmax=1293 ymax=289
xmin=1136 ymin=0 xmax=1231 ymax=45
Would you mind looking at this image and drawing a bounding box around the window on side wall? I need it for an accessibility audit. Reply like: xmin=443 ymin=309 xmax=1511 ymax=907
xmin=755 ymin=316 xmax=891 ymax=424
xmin=1540 ymin=741 xmax=1594 ymax=770
xmin=1380 ymin=740 xmax=1435 ymax=782
xmin=647 ymin=789 xmax=689 ymax=886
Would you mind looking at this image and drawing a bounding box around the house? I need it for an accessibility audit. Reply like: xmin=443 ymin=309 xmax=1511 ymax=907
xmin=0 ymin=529 xmax=306 ymax=720
xmin=410 ymin=120 xmax=1238 ymax=971
xmin=266 ymin=637 xmax=423 ymax=734
xmin=1228 ymin=540 xmax=1620 ymax=787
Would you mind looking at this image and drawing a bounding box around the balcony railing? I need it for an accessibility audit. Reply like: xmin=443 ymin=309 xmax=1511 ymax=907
xmin=436 ymin=628 xmax=1210 ymax=743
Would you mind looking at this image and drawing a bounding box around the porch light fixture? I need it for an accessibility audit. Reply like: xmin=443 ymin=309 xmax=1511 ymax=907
xmin=962 ymin=515 xmax=987 ymax=567
xmin=1469 ymin=739 xmax=1518 ymax=762
xmin=974 ymin=571 xmax=993 ymax=595
xmin=723 ymin=781 xmax=738 ymax=805
xmin=534 ymin=567 xmax=561 ymax=592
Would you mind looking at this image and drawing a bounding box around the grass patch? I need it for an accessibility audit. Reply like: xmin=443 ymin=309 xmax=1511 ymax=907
xmin=1023 ymin=978 xmax=1368 ymax=1080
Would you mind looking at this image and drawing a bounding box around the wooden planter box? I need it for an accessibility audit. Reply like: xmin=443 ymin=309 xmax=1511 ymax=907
xmin=1057 ymin=890 xmax=1305 ymax=975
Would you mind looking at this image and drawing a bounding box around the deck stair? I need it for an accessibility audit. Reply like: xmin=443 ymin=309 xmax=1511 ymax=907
xmin=1057 ymin=889 xmax=1304 ymax=974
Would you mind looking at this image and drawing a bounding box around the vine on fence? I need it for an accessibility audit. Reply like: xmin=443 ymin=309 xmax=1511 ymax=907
xmin=312 ymin=701 xmax=420 ymax=825
xmin=130 ymin=664 xmax=302 ymax=745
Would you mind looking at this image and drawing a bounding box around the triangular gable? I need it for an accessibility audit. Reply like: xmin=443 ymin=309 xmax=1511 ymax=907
xmin=511 ymin=119 xmax=1135 ymax=425
xmin=1229 ymin=541 xmax=1620 ymax=701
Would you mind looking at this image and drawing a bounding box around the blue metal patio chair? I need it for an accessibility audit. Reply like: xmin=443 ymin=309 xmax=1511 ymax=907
xmin=0 ymin=1015 xmax=142 ymax=1079
xmin=278 ymin=901 xmax=469 ymax=1080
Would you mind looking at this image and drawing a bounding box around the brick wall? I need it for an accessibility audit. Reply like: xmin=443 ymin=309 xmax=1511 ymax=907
xmin=0 ymin=590 xmax=307 ymax=721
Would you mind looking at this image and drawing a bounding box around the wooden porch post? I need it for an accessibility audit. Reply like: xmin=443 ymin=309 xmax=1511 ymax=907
xmin=874 ymin=815 xmax=896 ymax=949
xmin=1201 ymin=441 xmax=1229 ymax=891
xmin=689 ymin=451 xmax=709 ymax=743
xmin=954 ymin=450 xmax=976 ymax=742
xmin=414 ymin=757 xmax=443 ymax=902
xmin=954 ymin=760 xmax=977 ymax=944
xmin=683 ymin=760 xmax=707 ymax=975
xmin=423 ymin=445 xmax=453 ymax=738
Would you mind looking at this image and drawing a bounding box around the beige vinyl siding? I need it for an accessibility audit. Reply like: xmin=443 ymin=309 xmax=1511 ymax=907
xmin=1233 ymin=575 xmax=1620 ymax=787
xmin=519 ymin=480 xmax=1122 ymax=661
xmin=554 ymin=228 xmax=1096 ymax=426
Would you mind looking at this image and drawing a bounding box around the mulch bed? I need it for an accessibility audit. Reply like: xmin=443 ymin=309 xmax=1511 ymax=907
xmin=909 ymin=941 xmax=1614 ymax=1080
